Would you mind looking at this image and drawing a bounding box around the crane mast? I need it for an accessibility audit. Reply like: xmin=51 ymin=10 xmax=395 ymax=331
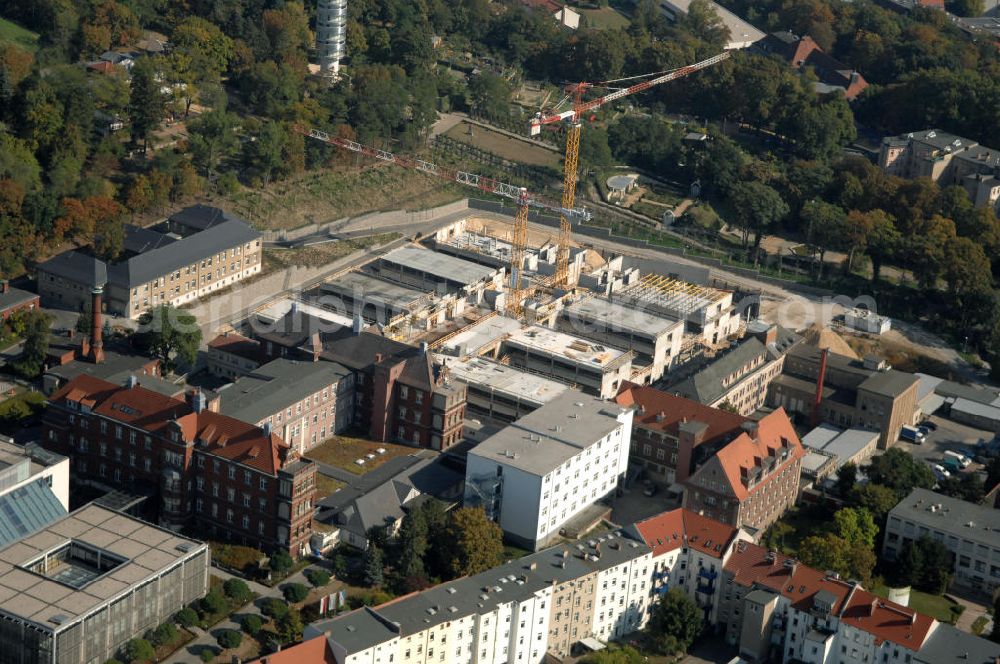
xmin=532 ymin=51 xmax=730 ymax=286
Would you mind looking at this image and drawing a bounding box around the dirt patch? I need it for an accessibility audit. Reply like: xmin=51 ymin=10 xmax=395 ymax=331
xmin=262 ymin=233 xmax=400 ymax=271
xmin=215 ymin=166 xmax=463 ymax=231
xmin=443 ymin=122 xmax=561 ymax=168
xmin=844 ymin=331 xmax=956 ymax=377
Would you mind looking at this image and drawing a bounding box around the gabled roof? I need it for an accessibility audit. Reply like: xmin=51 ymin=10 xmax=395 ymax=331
xmin=687 ymin=408 xmax=803 ymax=500
xmin=0 ymin=284 xmax=38 ymax=312
xmin=37 ymin=251 xmax=108 ymax=288
xmin=669 ymin=337 xmax=769 ymax=404
xmin=208 ymin=332 xmax=261 ymax=361
xmin=49 ymin=375 xmax=293 ymax=475
xmin=615 ymin=384 xmax=749 ymax=443
xmin=629 ymin=508 xmax=739 ymax=559
xmin=249 ymin=635 xmax=338 ymax=664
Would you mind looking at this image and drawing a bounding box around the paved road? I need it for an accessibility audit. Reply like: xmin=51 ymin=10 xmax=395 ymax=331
xmin=163 ymin=563 xmax=339 ymax=663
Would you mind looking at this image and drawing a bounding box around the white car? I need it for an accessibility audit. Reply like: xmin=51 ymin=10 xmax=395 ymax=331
xmin=931 ymin=464 xmax=951 ymax=479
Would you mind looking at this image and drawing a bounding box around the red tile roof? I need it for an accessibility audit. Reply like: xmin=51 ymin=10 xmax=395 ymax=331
xmin=248 ymin=636 xmax=337 ymax=664
xmin=208 ymin=332 xmax=261 ymax=361
xmin=724 ymin=541 xmax=935 ymax=649
xmin=49 ymin=374 xmax=293 ymax=474
xmin=632 ymin=508 xmax=740 ymax=559
xmin=704 ymin=408 xmax=803 ymax=500
xmin=614 ymin=384 xmax=749 ymax=443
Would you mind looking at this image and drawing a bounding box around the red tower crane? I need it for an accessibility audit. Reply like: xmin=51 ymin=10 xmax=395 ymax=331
xmin=529 ymin=51 xmax=731 ymax=285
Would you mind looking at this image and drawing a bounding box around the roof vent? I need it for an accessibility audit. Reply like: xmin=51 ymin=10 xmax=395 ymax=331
xmin=447 ymin=587 xmax=457 ymax=594
xmin=346 ymin=625 xmax=356 ymax=632
xmin=176 ymin=542 xmax=193 ymax=553
xmin=49 ymin=614 xmax=68 ymax=625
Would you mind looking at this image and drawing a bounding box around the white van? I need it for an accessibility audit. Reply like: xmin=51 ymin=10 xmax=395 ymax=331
xmin=943 ymin=450 xmax=971 ymax=468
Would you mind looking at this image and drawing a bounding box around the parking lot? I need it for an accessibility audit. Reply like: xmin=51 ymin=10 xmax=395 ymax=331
xmin=895 ymin=413 xmax=995 ymax=473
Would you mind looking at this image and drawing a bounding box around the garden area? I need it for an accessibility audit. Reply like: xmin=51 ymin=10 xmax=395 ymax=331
xmin=0 ymin=388 xmax=45 ymax=435
xmin=305 ymin=434 xmax=414 ymax=475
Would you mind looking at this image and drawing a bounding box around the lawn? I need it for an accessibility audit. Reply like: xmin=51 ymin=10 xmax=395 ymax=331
xmin=761 ymin=503 xmax=835 ymax=557
xmin=443 ymin=122 xmax=562 ymax=168
xmin=870 ymin=582 xmax=963 ymax=624
xmin=316 ymin=474 xmax=347 ymax=498
xmin=0 ymin=17 xmax=39 ymax=51
xmin=305 ymin=435 xmax=415 ymax=475
xmin=0 ymin=389 xmax=45 ymax=435
xmin=578 ymin=6 xmax=631 ymax=29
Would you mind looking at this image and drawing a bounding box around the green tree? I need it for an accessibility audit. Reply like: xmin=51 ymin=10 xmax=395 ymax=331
xmin=937 ymin=473 xmax=985 ymax=503
xmin=581 ymin=645 xmax=645 ymax=664
xmin=395 ymin=505 xmax=430 ymax=584
xmin=849 ymin=483 xmax=899 ymax=527
xmin=306 ymin=568 xmax=331 ymax=587
xmin=171 ymin=17 xmax=234 ymax=82
xmin=800 ymin=199 xmax=846 ymax=280
xmin=242 ymin=121 xmax=287 ymax=187
xmin=133 ymin=305 xmax=202 ymax=373
xmin=948 ymin=0 xmax=984 ymax=15
xmin=467 ymin=72 xmax=511 ymax=123
xmin=200 ymin=647 xmax=215 ymax=662
xmin=647 ymin=588 xmax=702 ymax=655
xmin=216 ymin=629 xmax=242 ymax=650
xmin=175 ymin=607 xmax=198 ymax=628
xmin=129 ymin=58 xmax=166 ymax=152
xmin=261 ymin=597 xmax=289 ymax=620
xmin=727 ymin=180 xmax=789 ymax=262
xmin=277 ymin=606 xmax=304 ymax=644
xmin=242 ymin=614 xmax=263 ymax=637
xmin=270 ymin=549 xmax=294 ymax=575
xmin=682 ymin=0 xmax=731 ymax=50
xmin=896 ymin=536 xmax=953 ymax=594
xmin=147 ymin=622 xmax=177 ymax=647
xmin=798 ymin=533 xmax=875 ymax=586
xmin=188 ymin=111 xmax=239 ymax=179
xmin=283 ymin=582 xmax=309 ymax=603
xmin=832 ymin=508 xmax=878 ymax=550
xmin=222 ymin=578 xmax=252 ymax=605
xmin=14 ymin=310 xmax=51 ymax=379
xmin=836 ymin=463 xmax=857 ymax=498
xmin=200 ymin=590 xmax=227 ymax=617
xmin=864 ymin=448 xmax=936 ymax=499
xmin=125 ymin=638 xmax=155 ymax=663
xmin=444 ymin=507 xmax=504 ymax=578
xmin=363 ymin=545 xmax=385 ymax=587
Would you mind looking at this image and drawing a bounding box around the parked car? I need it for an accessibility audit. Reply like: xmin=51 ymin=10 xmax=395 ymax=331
xmin=900 ymin=425 xmax=925 ymax=444
xmin=921 ymin=420 xmax=938 ymax=431
xmin=642 ymin=481 xmax=658 ymax=497
xmin=931 ymin=463 xmax=951 ymax=478
xmin=944 ymin=450 xmax=972 ymax=469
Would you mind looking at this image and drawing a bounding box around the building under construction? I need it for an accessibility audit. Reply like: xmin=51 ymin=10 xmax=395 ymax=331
xmin=612 ymin=273 xmax=741 ymax=346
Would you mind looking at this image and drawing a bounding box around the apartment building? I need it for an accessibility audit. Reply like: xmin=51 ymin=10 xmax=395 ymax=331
xmin=501 ymin=325 xmax=634 ymax=399
xmin=614 ymin=384 xmax=750 ymax=485
xmin=42 ymin=374 xmax=317 ymax=557
xmin=218 ymin=358 xmax=355 ymax=455
xmin=682 ymin=408 xmax=804 ymax=535
xmin=667 ymin=323 xmax=799 ymax=416
xmin=37 ymin=205 xmax=262 ymax=318
xmin=321 ymin=334 xmax=468 ymax=451
xmin=304 ymin=530 xmax=652 ymax=664
xmin=0 ymin=440 xmax=69 ymax=547
xmin=769 ymin=346 xmax=919 ymax=447
xmin=0 ymin=504 xmax=209 ymax=664
xmin=557 ymin=296 xmax=684 ymax=382
xmin=0 ymin=279 xmax=39 ymax=320
xmin=465 ymin=391 xmax=633 ymax=550
xmin=207 ymin=331 xmax=262 ymax=379
xmin=879 ymin=129 xmax=1000 ymax=211
xmin=883 ymin=488 xmax=1000 ymax=598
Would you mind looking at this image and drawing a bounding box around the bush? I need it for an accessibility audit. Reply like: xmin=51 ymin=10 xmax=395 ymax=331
xmin=147 ymin=622 xmax=177 ymax=647
xmin=223 ymin=578 xmax=253 ymax=604
xmin=200 ymin=590 xmax=227 ymax=617
xmin=261 ymin=597 xmax=289 ymax=620
xmin=242 ymin=614 xmax=263 ymax=636
xmin=305 ymin=569 xmax=331 ymax=587
xmin=211 ymin=543 xmax=265 ymax=574
xmin=270 ymin=550 xmax=294 ymax=575
xmin=175 ymin=607 xmax=199 ymax=628
xmin=216 ymin=629 xmax=242 ymax=650
xmin=200 ymin=647 xmax=215 ymax=663
xmin=283 ymin=582 xmax=309 ymax=603
xmin=125 ymin=638 xmax=155 ymax=663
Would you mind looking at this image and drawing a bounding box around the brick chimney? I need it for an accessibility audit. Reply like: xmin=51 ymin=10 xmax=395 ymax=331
xmin=676 ymin=419 xmax=709 ymax=482
xmin=89 ymin=286 xmax=105 ymax=364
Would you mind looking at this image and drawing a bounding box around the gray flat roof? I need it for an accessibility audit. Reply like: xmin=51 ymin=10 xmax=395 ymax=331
xmin=440 ymin=355 xmax=568 ymax=406
xmin=0 ymin=504 xmax=206 ymax=629
xmin=320 ymin=272 xmax=430 ymax=309
xmin=311 ymin=529 xmax=650 ymax=651
xmin=858 ymin=370 xmax=918 ymax=398
xmin=951 ymin=397 xmax=1000 ymax=421
xmin=440 ymin=316 xmax=523 ymax=356
xmin=380 ymin=246 xmax=498 ymax=285
xmin=219 ymin=358 xmax=351 ymax=424
xmin=890 ymin=488 xmax=1000 ymax=549
xmin=0 ymin=285 xmax=38 ymax=312
xmin=562 ymin=297 xmax=681 ymax=338
xmin=802 ymin=425 xmax=878 ymax=463
xmin=470 ymin=390 xmax=626 ymax=475
xmin=504 ymin=325 xmax=628 ymax=368
xmin=915 ymin=623 xmax=1000 ymax=664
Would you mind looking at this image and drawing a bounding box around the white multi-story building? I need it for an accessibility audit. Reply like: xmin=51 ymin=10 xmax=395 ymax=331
xmin=316 ymin=0 xmax=347 ymax=80
xmin=464 ymin=390 xmax=633 ymax=550
xmin=305 ymin=531 xmax=651 ymax=664
xmin=0 ymin=437 xmax=70 ymax=521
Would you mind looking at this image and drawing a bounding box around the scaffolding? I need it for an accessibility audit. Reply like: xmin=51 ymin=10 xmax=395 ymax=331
xmin=617 ymin=274 xmax=727 ymax=319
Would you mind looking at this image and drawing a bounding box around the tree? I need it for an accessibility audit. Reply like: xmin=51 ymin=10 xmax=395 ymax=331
xmin=468 ymin=72 xmax=511 ymax=123
xmin=800 ymin=199 xmax=846 ymax=280
xmin=133 ymin=305 xmax=202 ymax=373
xmin=148 ymin=622 xmax=177 ymax=647
xmin=798 ymin=533 xmax=875 ymax=585
xmin=306 ymin=568 xmax=331 ymax=587
xmin=893 ymin=536 xmax=953 ymax=594
xmin=223 ymin=578 xmax=252 ymax=605
xmin=175 ymin=607 xmax=198 ymax=628
xmin=682 ymin=0 xmax=731 ymax=50
xmin=14 ymin=310 xmax=51 ymax=379
xmin=832 ymin=508 xmax=878 ymax=550
xmin=849 ymin=484 xmax=898 ymax=526
xmin=241 ymin=121 xmax=287 ymax=187
xmin=936 ymin=473 xmax=985 ymax=503
xmin=188 ymin=111 xmax=239 ymax=179
xmin=363 ymin=545 xmax=385 ymax=587
xmin=270 ymin=549 xmax=294 ymax=575
xmin=129 ymin=58 xmax=166 ymax=152
xmin=216 ymin=629 xmax=242 ymax=650
xmin=727 ymin=181 xmax=789 ymax=262
xmin=864 ymin=448 xmax=936 ymax=499
xmin=836 ymin=463 xmax=857 ymax=498
xmin=261 ymin=597 xmax=289 ymax=620
xmin=200 ymin=647 xmax=215 ymax=662
xmin=395 ymin=505 xmax=430 ymax=584
xmin=277 ymin=606 xmax=304 ymax=644
xmin=200 ymin=590 xmax=227 ymax=617
xmin=581 ymin=645 xmax=645 ymax=664
xmin=647 ymin=588 xmax=702 ymax=655
xmin=283 ymin=582 xmax=309 ymax=603
xmin=94 ymin=215 xmax=124 ymax=262
xmin=444 ymin=508 xmax=504 ymax=578
xmin=171 ymin=17 xmax=234 ymax=83
xmin=125 ymin=638 xmax=155 ymax=663
xmin=242 ymin=614 xmax=263 ymax=637
xmin=948 ymin=0 xmax=984 ymax=15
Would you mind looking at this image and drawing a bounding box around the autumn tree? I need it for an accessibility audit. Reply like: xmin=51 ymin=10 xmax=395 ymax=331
xmin=443 ymin=508 xmax=504 ymax=578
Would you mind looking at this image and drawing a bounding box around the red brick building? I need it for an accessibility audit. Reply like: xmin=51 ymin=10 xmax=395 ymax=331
xmin=0 ymin=280 xmax=40 ymax=321
xmin=43 ymin=374 xmax=317 ymax=557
